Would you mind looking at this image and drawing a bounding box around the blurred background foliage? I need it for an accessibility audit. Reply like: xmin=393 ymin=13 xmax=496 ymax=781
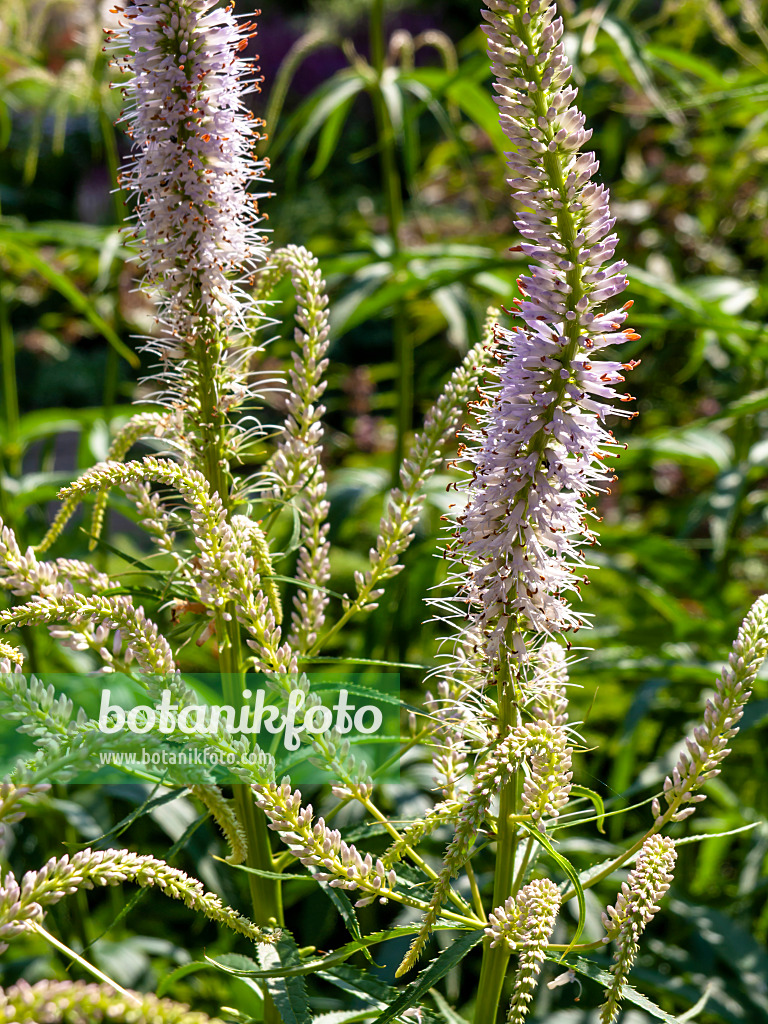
xmin=1 ymin=0 xmax=768 ymax=1021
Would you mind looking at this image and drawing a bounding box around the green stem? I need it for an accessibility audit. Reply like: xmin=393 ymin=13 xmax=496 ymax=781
xmin=32 ymin=924 xmax=141 ymax=1006
xmin=473 ymin=633 xmax=523 ymax=1024
xmin=369 ymin=0 xmax=411 ymax=488
xmin=218 ymin=616 xmax=283 ymax=928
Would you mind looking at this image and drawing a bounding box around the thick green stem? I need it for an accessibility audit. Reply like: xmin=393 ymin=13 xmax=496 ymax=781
xmin=474 ymin=779 xmax=517 ymax=1020
xmin=219 ymin=624 xmax=284 ymax=929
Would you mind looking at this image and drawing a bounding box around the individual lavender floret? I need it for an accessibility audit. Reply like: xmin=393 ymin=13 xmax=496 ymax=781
xmin=600 ymin=835 xmax=677 ymax=1023
xmin=0 ymin=979 xmax=224 ymax=1024
xmin=451 ymin=1 xmax=640 ymax=656
xmin=110 ymin=0 xmax=268 ymax=336
xmin=652 ymin=593 xmax=768 ymax=829
xmin=485 ymin=878 xmax=561 ymax=1023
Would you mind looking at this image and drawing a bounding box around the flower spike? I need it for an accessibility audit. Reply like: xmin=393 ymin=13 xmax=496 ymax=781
xmin=451 ymin=0 xmax=639 ymax=657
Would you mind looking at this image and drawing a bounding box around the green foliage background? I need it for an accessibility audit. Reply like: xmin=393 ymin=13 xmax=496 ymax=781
xmin=1 ymin=0 xmax=767 ymax=1021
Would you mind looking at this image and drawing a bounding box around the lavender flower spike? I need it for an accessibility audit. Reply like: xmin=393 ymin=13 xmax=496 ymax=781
xmin=454 ymin=0 xmax=640 ymax=654
xmin=109 ymin=0 xmax=268 ymax=335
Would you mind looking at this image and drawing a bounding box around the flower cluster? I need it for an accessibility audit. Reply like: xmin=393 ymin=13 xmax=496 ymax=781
xmin=0 ymin=644 xmax=22 ymax=671
xmin=104 ymin=0 xmax=277 ymax=490
xmin=36 ymin=457 xmax=294 ymax=673
xmin=0 ymin=979 xmax=223 ymax=1024
xmin=397 ymin=715 xmax=568 ymax=977
xmin=450 ymin=0 xmax=640 ymax=655
xmin=600 ymin=834 xmax=677 ymax=1023
xmin=1 ymin=591 xmax=175 ymax=676
xmin=0 ymin=519 xmax=125 ymax=665
xmin=485 ymin=878 xmax=561 ymax=1023
xmin=256 ymin=246 xmax=332 ymax=652
xmin=520 ymin=719 xmax=572 ymax=825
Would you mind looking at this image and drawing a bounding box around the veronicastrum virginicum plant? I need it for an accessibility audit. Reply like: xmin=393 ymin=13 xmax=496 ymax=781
xmin=0 ymin=1 xmax=766 ymax=1023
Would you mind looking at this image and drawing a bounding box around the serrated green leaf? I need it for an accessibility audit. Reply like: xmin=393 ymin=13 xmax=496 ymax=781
xmin=259 ymin=934 xmax=313 ymax=1024
xmin=318 ymin=963 xmax=394 ymax=1008
xmin=203 ymin=926 xmax=465 ymax=980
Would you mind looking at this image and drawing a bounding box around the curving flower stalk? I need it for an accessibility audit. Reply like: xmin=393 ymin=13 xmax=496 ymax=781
xmin=485 ymin=878 xmax=561 ymax=1024
xmin=465 ymin=3 xmax=639 ymax=1021
xmin=652 ymin=592 xmax=768 ymax=829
